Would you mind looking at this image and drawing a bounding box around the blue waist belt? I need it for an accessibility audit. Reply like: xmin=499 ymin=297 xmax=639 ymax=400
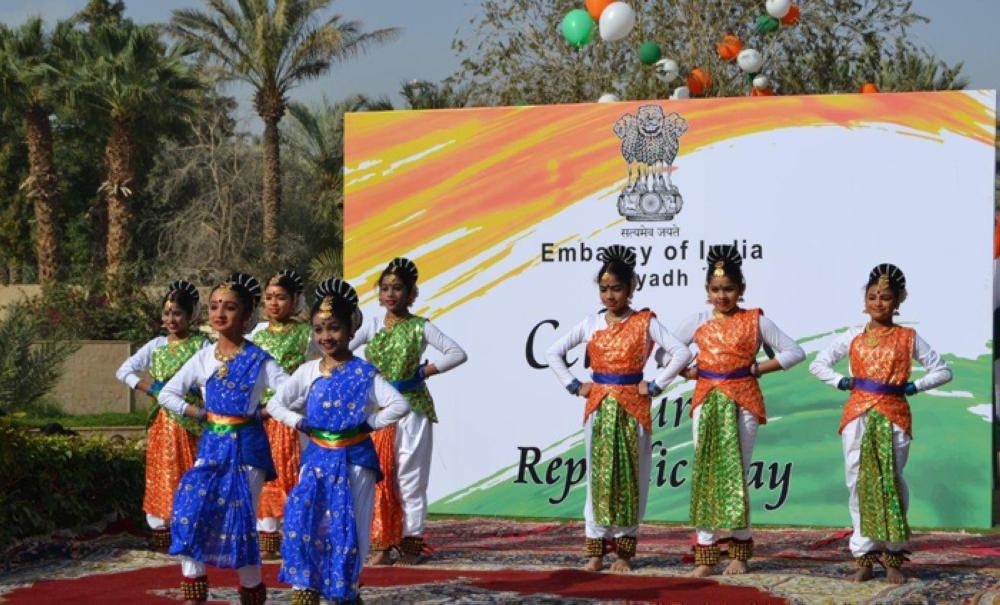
xmin=591 ymin=372 xmax=643 ymax=385
xmin=852 ymin=378 xmax=906 ymax=395
xmin=698 ymin=367 xmax=752 ymax=380
xmin=390 ymin=375 xmax=425 ymax=393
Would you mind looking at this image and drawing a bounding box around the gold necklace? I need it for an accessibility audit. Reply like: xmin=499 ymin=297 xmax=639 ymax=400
xmin=385 ymin=313 xmax=411 ymax=329
xmin=267 ymin=320 xmax=294 ymax=334
xmin=606 ymin=309 xmax=632 ymax=326
xmin=214 ymin=343 xmax=243 ymax=379
xmin=318 ymin=357 xmax=344 ymax=377
xmin=863 ymin=323 xmax=895 ymax=348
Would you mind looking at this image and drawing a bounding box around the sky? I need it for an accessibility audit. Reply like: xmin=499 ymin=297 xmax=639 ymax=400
xmin=1 ymin=0 xmax=998 ymax=130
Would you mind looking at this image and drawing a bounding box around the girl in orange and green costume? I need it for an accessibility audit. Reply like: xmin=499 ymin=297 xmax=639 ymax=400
xmin=547 ymin=245 xmax=690 ymax=572
xmin=810 ymin=263 xmax=951 ymax=583
xmin=116 ymin=280 xmax=208 ymax=550
xmin=671 ymin=245 xmax=804 ymax=577
xmin=249 ymin=270 xmax=316 ymax=557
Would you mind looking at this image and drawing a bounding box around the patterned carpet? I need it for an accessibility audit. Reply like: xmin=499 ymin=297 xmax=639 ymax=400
xmin=2 ymin=517 xmax=1000 ymax=604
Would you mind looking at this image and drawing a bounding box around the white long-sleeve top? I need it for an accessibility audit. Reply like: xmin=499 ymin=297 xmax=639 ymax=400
xmin=266 ymin=358 xmax=411 ymax=430
xmin=809 ymin=326 xmax=952 ymax=391
xmin=546 ymin=311 xmax=692 ymax=390
xmin=158 ymin=343 xmax=289 ymax=417
xmin=665 ymin=310 xmax=806 ymax=370
xmin=114 ymin=336 xmax=209 ymax=389
xmin=349 ymin=313 xmax=468 ymax=373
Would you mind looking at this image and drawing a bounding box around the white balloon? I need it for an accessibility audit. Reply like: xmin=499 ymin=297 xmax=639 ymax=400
xmin=752 ymin=74 xmax=769 ymax=89
xmin=597 ymin=93 xmax=620 ymax=103
xmin=598 ymin=2 xmax=636 ymax=42
xmin=655 ymin=58 xmax=680 ymax=83
xmin=737 ymin=49 xmax=764 ymax=73
xmin=766 ymin=0 xmax=793 ymax=18
xmin=671 ymin=86 xmax=690 ymax=100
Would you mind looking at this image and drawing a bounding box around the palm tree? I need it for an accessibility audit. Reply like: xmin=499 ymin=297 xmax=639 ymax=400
xmin=400 ymin=79 xmax=468 ymax=110
xmin=284 ymin=94 xmax=390 ymax=281
xmin=170 ymin=0 xmax=399 ymax=265
xmin=70 ymin=21 xmax=202 ymax=287
xmin=0 ymin=18 xmax=67 ymax=286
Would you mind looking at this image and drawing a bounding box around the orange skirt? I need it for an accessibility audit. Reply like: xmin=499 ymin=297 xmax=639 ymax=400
xmin=369 ymin=424 xmax=404 ymax=550
xmin=257 ymin=418 xmax=302 ymax=519
xmin=144 ymin=409 xmax=198 ymax=521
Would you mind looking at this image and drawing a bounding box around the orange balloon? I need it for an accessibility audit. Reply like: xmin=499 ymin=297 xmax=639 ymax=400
xmin=687 ymin=68 xmax=712 ymax=96
xmin=780 ymin=4 xmax=800 ymax=25
xmin=751 ymin=87 xmax=774 ymax=96
xmin=716 ymin=34 xmax=743 ymax=62
xmin=585 ymin=0 xmax=615 ymax=20
xmin=860 ymin=82 xmax=880 ymax=94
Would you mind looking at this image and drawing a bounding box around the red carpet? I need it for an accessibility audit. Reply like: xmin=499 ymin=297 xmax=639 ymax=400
xmin=3 ymin=562 xmax=786 ymax=604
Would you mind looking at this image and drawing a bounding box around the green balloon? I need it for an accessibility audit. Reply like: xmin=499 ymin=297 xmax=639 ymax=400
xmin=561 ymin=9 xmax=595 ymax=48
xmin=638 ymin=42 xmax=662 ymax=65
xmin=756 ymin=15 xmax=780 ymax=34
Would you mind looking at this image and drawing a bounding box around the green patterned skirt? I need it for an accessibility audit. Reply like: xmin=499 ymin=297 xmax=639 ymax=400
xmin=858 ymin=410 xmax=910 ymax=543
xmin=690 ymin=389 xmax=749 ymax=530
xmin=589 ymin=395 xmax=640 ymax=528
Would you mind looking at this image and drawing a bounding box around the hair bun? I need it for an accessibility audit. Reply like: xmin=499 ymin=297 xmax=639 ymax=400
xmin=314 ymin=278 xmax=359 ymax=308
xmin=270 ymin=269 xmax=304 ymax=294
xmin=167 ymin=279 xmax=199 ymax=303
xmin=869 ymin=263 xmax=906 ymax=291
xmin=705 ymin=244 xmax=743 ymax=268
xmin=601 ymin=244 xmax=637 ymax=268
xmin=387 ymin=257 xmax=419 ymax=282
xmin=225 ymin=272 xmax=262 ymax=306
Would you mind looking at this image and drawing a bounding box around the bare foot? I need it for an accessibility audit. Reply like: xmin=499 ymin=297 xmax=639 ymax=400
xmin=609 ymin=557 xmax=632 ymax=573
xmin=686 ymin=564 xmax=716 ymax=578
xmin=583 ymin=556 xmax=604 ymax=572
xmin=849 ymin=566 xmax=873 ymax=582
xmin=885 ymin=566 xmax=907 ymax=584
xmin=723 ymin=559 xmax=749 ymax=575
xmin=366 ymin=549 xmax=392 ymax=566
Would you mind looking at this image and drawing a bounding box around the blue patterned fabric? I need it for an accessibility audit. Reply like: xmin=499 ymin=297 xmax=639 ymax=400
xmin=279 ymin=357 xmax=379 ymax=601
xmin=169 ymin=343 xmax=274 ymax=568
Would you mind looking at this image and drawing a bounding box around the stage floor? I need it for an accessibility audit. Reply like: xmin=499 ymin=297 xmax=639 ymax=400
xmin=2 ymin=517 xmax=999 ymax=603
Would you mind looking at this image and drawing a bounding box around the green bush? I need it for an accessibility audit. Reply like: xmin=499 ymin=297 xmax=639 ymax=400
xmin=28 ymin=281 xmax=161 ymax=344
xmin=0 ymin=306 xmax=79 ymax=415
xmin=0 ymin=421 xmax=145 ymax=549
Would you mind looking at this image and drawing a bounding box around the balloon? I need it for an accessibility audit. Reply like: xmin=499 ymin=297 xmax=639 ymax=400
xmin=655 ymin=58 xmax=680 ymax=83
xmin=716 ymin=33 xmax=742 ymax=61
xmin=561 ymin=9 xmax=595 ymax=48
xmin=766 ymin=0 xmax=793 ymax=19
xmin=597 ymin=93 xmax=620 ymax=103
xmin=752 ymin=74 xmax=770 ymax=89
xmin=751 ymin=87 xmax=774 ymax=96
xmin=860 ymin=82 xmax=880 ymax=94
xmin=686 ymin=67 xmax=712 ymax=96
xmin=737 ymin=49 xmax=764 ymax=73
xmin=780 ymin=4 xmax=800 ymax=25
xmin=585 ymin=0 xmax=615 ymax=21
xmin=671 ymin=86 xmax=690 ymax=100
xmin=638 ymin=42 xmax=662 ymax=65
xmin=756 ymin=15 xmax=779 ymax=33
xmin=599 ymin=2 xmax=636 ymax=42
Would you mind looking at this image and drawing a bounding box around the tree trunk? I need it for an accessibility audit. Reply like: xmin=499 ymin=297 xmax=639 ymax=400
xmin=104 ymin=118 xmax=135 ymax=289
xmin=24 ymin=108 xmax=63 ymax=286
xmin=261 ymin=113 xmax=283 ymax=265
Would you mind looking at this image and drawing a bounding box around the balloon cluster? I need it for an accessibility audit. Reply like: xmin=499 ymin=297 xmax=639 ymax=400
xmin=564 ymin=1 xmax=808 ymax=102
xmin=704 ymin=0 xmax=802 ymax=98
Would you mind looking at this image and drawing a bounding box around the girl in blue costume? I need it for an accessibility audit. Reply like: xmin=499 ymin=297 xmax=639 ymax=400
xmin=158 ymin=272 xmax=289 ymax=605
xmin=267 ymin=278 xmax=410 ymax=605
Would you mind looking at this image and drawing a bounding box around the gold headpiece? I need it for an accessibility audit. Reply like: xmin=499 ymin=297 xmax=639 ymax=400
xmin=712 ymin=261 xmax=726 ymax=278
xmin=268 ymin=275 xmax=282 ymax=287
xmin=217 ymin=282 xmax=233 ymax=292
xmin=317 ymin=296 xmax=334 ymax=320
xmin=877 ymin=274 xmax=891 ymax=290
